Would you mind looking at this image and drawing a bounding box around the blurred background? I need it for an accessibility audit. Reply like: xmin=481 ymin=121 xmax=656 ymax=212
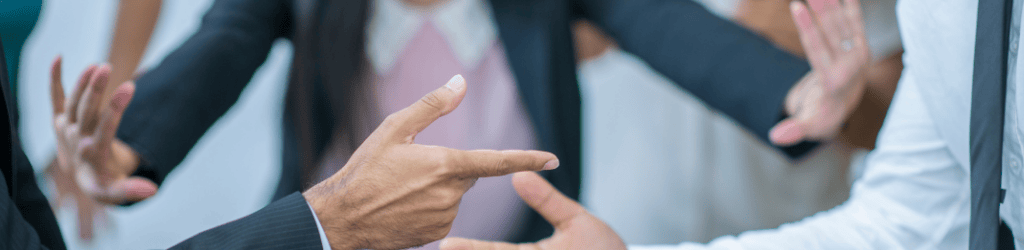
xmin=9 ymin=0 xmax=900 ymax=249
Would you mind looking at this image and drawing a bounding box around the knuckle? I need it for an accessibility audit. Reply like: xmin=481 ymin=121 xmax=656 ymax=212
xmin=380 ymin=114 xmax=401 ymax=131
xmin=495 ymin=152 xmax=512 ymax=172
xmin=419 ymin=92 xmax=448 ymax=113
xmin=434 ymin=150 xmax=457 ymax=175
xmin=443 ymin=188 xmax=464 ymax=205
xmin=53 ymin=117 xmax=67 ymax=132
xmin=78 ymin=138 xmax=98 ymax=153
xmin=64 ymin=124 xmax=80 ymax=140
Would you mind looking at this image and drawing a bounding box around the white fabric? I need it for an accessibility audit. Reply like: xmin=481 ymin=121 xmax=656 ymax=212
xmin=1002 ymin=0 xmax=1024 ymax=247
xmin=366 ymin=0 xmax=498 ymax=73
xmin=630 ymin=0 xmax=1001 ymax=248
xmin=308 ymin=200 xmax=332 ymax=250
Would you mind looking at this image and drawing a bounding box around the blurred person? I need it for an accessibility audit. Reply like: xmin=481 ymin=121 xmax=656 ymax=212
xmin=441 ymin=0 xmax=1024 ymax=248
xmin=51 ymin=0 xmax=867 ymax=248
xmin=20 ymin=1 xmax=300 ymax=248
xmin=4 ymin=43 xmax=560 ymax=248
xmin=574 ymin=0 xmax=901 ymax=244
xmin=2 ymin=0 xmax=162 ymax=243
xmin=40 ymin=0 xmax=164 ymax=242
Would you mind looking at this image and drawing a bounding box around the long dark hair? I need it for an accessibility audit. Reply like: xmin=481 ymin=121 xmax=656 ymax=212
xmin=285 ymin=0 xmax=372 ymax=186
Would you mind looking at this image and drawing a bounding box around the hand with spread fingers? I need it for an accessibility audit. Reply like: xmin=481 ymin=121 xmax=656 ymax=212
xmin=438 ymin=172 xmax=625 ymax=250
xmin=49 ymin=56 xmax=157 ymax=206
xmin=302 ymin=75 xmax=560 ymax=250
xmin=769 ymin=0 xmax=871 ymax=146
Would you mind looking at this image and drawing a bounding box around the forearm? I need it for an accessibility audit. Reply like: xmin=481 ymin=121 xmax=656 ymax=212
xmin=628 ymin=194 xmax=906 ymax=250
xmin=577 ymin=0 xmax=814 ymax=157
xmin=106 ymin=0 xmax=162 ymax=93
xmin=170 ymin=193 xmax=323 ymax=249
xmin=630 ymin=72 xmax=968 ymax=250
xmin=116 ymin=0 xmax=290 ymax=185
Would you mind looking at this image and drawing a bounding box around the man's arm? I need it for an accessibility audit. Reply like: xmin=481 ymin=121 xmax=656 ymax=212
xmin=439 ymin=69 xmax=969 ymax=250
xmin=168 ymin=193 xmax=324 ymax=250
xmin=575 ymin=0 xmax=815 ymax=157
xmin=116 ymin=0 xmax=292 ymax=186
xmin=631 ymin=69 xmax=967 ymax=250
xmin=170 ymin=75 xmax=561 ymax=250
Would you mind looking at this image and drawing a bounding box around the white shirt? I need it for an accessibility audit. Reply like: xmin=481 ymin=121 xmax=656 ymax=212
xmin=632 ymin=0 xmax=1023 ymax=249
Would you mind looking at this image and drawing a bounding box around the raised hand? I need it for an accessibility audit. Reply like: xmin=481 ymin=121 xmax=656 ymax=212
xmin=50 ymin=56 xmax=156 ymax=205
xmin=302 ymin=75 xmax=560 ymax=250
xmin=438 ymin=172 xmax=625 ymax=250
xmin=769 ymin=0 xmax=871 ymax=146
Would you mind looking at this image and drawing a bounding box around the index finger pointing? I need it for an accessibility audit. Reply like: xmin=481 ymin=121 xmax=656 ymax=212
xmin=443 ymin=148 xmax=558 ymax=179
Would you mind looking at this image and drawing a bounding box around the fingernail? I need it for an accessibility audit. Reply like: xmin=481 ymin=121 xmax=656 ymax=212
xmin=543 ymin=159 xmax=560 ymax=170
xmin=111 ymin=83 xmax=135 ymax=110
xmin=125 ymin=179 xmax=158 ymax=199
xmin=445 ymin=74 xmax=465 ymax=91
xmin=770 ymin=121 xmax=803 ymax=145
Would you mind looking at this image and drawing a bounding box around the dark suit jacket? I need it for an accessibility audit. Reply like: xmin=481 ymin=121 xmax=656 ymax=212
xmin=0 ymin=39 xmax=325 ymax=249
xmin=116 ymin=0 xmax=816 ymax=242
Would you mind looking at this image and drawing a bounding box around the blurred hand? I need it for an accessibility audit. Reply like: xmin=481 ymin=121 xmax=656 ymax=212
xmin=438 ymin=172 xmax=625 ymax=250
xmin=769 ymin=0 xmax=870 ymax=146
xmin=50 ymin=56 xmax=156 ymax=205
xmin=302 ymin=75 xmax=561 ymax=250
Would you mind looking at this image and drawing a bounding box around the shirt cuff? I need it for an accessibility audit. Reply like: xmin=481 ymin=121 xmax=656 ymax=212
xmin=306 ymin=199 xmax=333 ymax=250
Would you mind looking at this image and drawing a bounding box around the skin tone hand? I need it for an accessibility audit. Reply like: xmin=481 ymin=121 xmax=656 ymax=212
xmin=438 ymin=172 xmax=625 ymax=250
xmin=46 ymin=160 xmax=107 ymax=241
xmin=769 ymin=0 xmax=871 ymax=146
xmin=302 ymin=75 xmax=561 ymax=250
xmin=46 ymin=1 xmax=163 ymax=241
xmin=50 ymin=56 xmax=156 ymax=205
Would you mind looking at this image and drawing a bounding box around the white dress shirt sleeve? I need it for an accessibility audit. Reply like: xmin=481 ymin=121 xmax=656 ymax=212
xmin=629 ymin=70 xmax=971 ymax=250
xmin=307 ymin=199 xmax=333 ymax=250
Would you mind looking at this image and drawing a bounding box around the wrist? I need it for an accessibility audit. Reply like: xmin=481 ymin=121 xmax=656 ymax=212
xmin=303 ymin=187 xmax=360 ymax=250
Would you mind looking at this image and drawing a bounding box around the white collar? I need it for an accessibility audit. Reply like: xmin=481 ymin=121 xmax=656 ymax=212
xmin=366 ymin=0 xmax=500 ymax=73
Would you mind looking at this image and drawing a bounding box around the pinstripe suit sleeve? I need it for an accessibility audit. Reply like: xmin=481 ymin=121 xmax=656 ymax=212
xmin=169 ymin=192 xmax=326 ymax=250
